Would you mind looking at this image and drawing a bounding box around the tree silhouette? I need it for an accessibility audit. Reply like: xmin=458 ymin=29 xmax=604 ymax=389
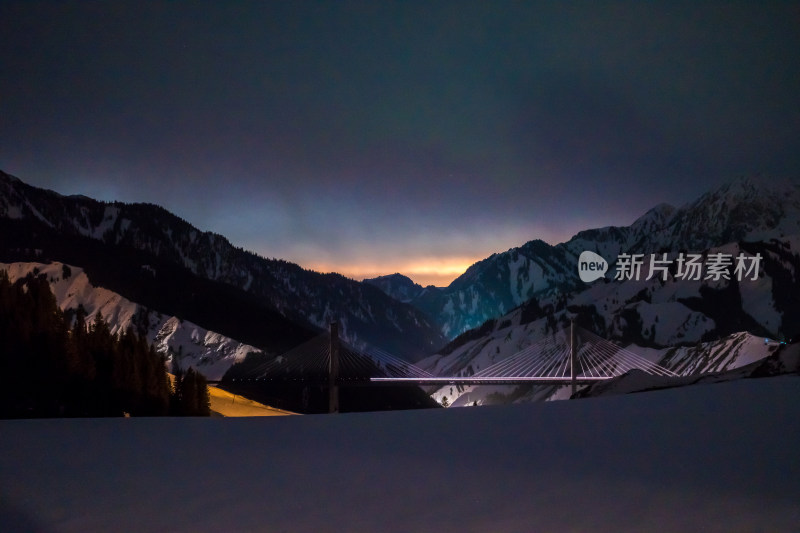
xmin=170 ymin=366 xmax=210 ymax=416
xmin=0 ymin=269 xmax=177 ymax=418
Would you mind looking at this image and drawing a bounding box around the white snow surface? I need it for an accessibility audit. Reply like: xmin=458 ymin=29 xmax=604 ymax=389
xmin=1 ymin=262 xmax=258 ymax=379
xmin=1 ymin=376 xmax=798 ymax=532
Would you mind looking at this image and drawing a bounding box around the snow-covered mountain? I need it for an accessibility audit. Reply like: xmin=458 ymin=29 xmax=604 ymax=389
xmin=1 ymin=262 xmax=256 ymax=380
xmin=404 ymin=176 xmax=800 ymax=340
xmin=410 ymin=239 xmax=577 ymax=338
xmin=409 ymin=176 xmax=800 ymax=406
xmin=4 ymin=169 xmax=799 ymax=405
xmin=575 ymin=340 xmax=800 ymax=399
xmin=0 ymin=170 xmax=446 ymax=360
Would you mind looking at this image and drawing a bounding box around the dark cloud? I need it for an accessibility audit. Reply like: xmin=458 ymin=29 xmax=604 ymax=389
xmin=2 ymin=1 xmax=798 ymax=284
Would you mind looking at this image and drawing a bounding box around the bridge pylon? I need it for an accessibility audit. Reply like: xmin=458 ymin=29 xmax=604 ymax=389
xmin=329 ymin=322 xmax=340 ymax=413
xmin=570 ymin=319 xmax=577 ymax=396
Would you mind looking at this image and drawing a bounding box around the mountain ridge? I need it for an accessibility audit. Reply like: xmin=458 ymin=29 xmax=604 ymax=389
xmin=3 ymin=169 xmax=799 ymax=408
xmin=362 ymin=273 xmax=425 ymax=303
xmin=0 ymin=261 xmax=257 ymax=380
xmin=401 ymin=176 xmax=800 ymax=339
xmin=412 ymin=178 xmax=800 ymax=406
xmin=0 ymin=170 xmax=446 ymax=360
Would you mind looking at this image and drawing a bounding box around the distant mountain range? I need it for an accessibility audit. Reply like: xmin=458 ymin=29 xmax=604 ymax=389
xmin=2 ymin=169 xmax=798 ymax=402
xmin=407 ymin=176 xmax=800 ymax=405
xmin=363 ymin=273 xmax=426 ymax=303
xmin=368 ymin=177 xmax=800 ymax=341
xmin=0 ymin=170 xmax=445 ymax=363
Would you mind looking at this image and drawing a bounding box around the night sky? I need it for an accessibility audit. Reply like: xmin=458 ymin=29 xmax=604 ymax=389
xmin=2 ymin=2 xmax=799 ymax=286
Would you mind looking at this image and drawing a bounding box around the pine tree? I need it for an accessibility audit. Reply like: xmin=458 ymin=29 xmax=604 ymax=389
xmin=141 ymin=345 xmax=170 ymax=415
xmin=193 ymin=369 xmax=211 ymax=416
xmin=181 ymin=368 xmax=199 ymax=415
xmin=169 ymin=367 xmax=211 ymax=416
xmin=0 ymin=269 xmax=198 ymax=418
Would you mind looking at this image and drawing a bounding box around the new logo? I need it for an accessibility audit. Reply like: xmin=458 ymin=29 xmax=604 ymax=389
xmin=578 ymin=251 xmax=608 ymax=282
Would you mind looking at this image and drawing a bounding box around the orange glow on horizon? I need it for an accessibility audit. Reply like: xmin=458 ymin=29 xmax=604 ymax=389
xmin=305 ymin=257 xmax=478 ymax=287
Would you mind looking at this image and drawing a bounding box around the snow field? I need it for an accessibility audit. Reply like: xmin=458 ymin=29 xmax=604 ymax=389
xmin=1 ymin=376 xmax=798 ymax=532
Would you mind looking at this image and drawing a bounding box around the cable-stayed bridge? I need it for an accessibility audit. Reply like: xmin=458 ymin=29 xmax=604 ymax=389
xmin=225 ymin=322 xmax=678 ymax=411
xmin=373 ymin=326 xmax=678 ymax=386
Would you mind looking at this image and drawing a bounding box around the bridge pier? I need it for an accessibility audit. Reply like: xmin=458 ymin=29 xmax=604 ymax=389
xmin=329 ymin=322 xmax=340 ymax=413
xmin=570 ymin=319 xmax=577 ymax=396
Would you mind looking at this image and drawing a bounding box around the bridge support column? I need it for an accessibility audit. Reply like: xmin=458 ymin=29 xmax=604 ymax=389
xmin=329 ymin=322 xmax=340 ymax=413
xmin=570 ymin=319 xmax=577 ymax=396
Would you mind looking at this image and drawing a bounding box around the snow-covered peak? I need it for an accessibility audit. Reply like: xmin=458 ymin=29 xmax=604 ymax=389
xmin=629 ymin=202 xmax=676 ymax=234
xmin=718 ymin=174 xmax=798 ymax=199
xmin=412 ymin=175 xmax=800 ymax=342
xmin=689 ymin=175 xmax=800 ymax=214
xmin=668 ymin=175 xmax=800 ymax=248
xmin=1 ymin=261 xmax=259 ymax=380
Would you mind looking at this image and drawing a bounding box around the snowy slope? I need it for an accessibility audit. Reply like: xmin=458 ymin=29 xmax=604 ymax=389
xmin=419 ymin=314 xmax=783 ymax=407
xmin=407 ymin=176 xmax=800 ymax=339
xmin=416 ymin=178 xmax=800 ymax=405
xmin=2 ymin=262 xmax=258 ymax=380
xmin=1 ymin=375 xmax=798 ymax=532
xmin=577 ymin=341 xmax=800 ymax=398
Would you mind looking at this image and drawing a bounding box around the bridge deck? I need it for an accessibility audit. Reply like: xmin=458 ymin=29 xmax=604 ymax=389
xmin=217 ymin=324 xmax=678 ymax=388
xmin=212 ymin=376 xmax=612 ymax=386
xmin=368 ymin=376 xmax=612 ymax=386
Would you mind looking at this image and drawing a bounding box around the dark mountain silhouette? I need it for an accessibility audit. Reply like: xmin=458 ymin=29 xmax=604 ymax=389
xmin=0 ymin=170 xmax=446 ymax=360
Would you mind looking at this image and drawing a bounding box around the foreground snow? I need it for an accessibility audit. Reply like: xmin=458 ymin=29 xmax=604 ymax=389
xmin=1 ymin=376 xmax=798 ymax=532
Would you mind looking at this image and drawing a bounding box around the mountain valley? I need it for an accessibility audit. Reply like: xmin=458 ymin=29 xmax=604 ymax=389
xmin=2 ymin=170 xmax=799 ymax=409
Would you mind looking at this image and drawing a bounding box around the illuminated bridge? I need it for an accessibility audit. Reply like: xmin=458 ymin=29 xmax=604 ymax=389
xmin=225 ymin=322 xmax=678 ymax=411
